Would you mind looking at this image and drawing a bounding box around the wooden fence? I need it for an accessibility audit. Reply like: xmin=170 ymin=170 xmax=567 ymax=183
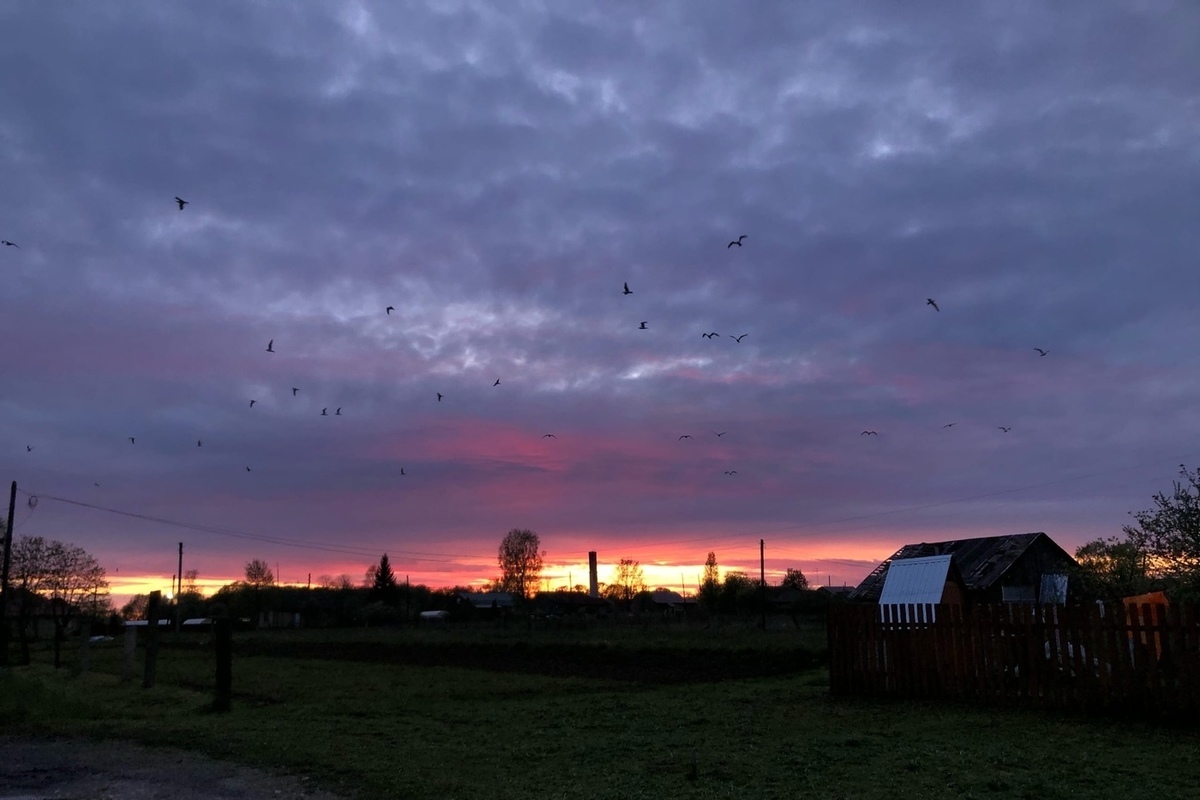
xmin=827 ymin=602 xmax=1200 ymax=717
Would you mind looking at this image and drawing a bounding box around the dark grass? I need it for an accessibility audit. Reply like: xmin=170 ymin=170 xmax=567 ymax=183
xmin=4 ymin=629 xmax=1200 ymax=799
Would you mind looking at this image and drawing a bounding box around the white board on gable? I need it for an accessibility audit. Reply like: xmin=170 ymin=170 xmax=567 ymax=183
xmin=878 ymin=554 xmax=953 ymax=608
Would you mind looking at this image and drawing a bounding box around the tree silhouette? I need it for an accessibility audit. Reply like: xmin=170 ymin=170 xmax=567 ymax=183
xmin=604 ymin=559 xmax=646 ymax=604
xmin=1122 ymin=464 xmax=1200 ymax=599
xmin=244 ymin=559 xmax=275 ymax=587
xmin=497 ymin=528 xmax=544 ymax=600
xmin=699 ymin=551 xmax=720 ymax=611
xmin=781 ymin=568 xmax=809 ymax=591
xmin=10 ymin=535 xmax=108 ymax=667
xmin=371 ymin=553 xmax=399 ymax=605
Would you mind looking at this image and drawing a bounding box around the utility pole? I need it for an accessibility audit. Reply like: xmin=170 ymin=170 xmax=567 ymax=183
xmin=760 ymin=539 xmax=767 ymax=631
xmin=175 ymin=542 xmax=184 ymax=633
xmin=0 ymin=481 xmax=17 ymax=667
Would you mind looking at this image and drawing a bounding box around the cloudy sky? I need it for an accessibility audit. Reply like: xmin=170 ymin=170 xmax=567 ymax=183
xmin=3 ymin=1 xmax=1198 ymax=599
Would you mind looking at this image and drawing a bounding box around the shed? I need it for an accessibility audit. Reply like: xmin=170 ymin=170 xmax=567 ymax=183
xmin=850 ymin=532 xmax=1077 ymax=605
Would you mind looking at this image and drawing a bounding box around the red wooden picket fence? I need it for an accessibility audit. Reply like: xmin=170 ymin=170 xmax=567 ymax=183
xmin=827 ymin=602 xmax=1200 ymax=717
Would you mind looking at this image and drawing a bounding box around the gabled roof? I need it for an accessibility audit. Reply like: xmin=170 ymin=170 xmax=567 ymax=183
xmin=850 ymin=532 xmax=1072 ymax=602
xmin=458 ymin=591 xmax=514 ymax=608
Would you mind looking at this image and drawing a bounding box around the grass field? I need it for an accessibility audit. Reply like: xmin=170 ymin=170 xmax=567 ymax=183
xmin=3 ymin=625 xmax=1200 ymax=799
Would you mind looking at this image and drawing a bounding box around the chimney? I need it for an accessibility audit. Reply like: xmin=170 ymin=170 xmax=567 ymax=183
xmin=588 ymin=551 xmax=599 ymax=598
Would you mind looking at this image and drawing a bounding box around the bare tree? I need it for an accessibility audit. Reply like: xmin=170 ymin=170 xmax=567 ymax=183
xmin=244 ymin=559 xmax=275 ymax=587
xmin=497 ymin=528 xmax=544 ymax=600
xmin=781 ymin=568 xmax=809 ymax=591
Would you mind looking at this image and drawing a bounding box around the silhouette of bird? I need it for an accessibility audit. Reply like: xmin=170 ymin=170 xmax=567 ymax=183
xmin=94 ymin=482 xmax=100 ymax=487
xmin=197 ymin=440 xmax=202 ymax=447
xmin=246 ymin=466 xmax=251 ymax=472
xmin=998 ymin=427 xmax=1012 ymax=433
xmin=639 ymin=322 xmax=648 ymax=329
xmin=861 ymin=430 xmax=878 ymax=436
xmin=249 ymin=399 xmax=257 ymax=408
xmin=292 ymin=388 xmax=299 ymax=396
xmin=437 ymin=392 xmax=444 ymax=402
xmin=724 ymin=470 xmax=737 ymax=475
xmin=542 ymin=434 xmax=556 ymax=438
xmin=926 ymin=298 xmax=939 ymax=312
xmin=679 ymin=435 xmax=693 ymax=440
xmin=702 ymin=332 xmax=719 ymax=339
xmin=1 ymin=240 xmax=18 ymax=248
xmin=26 ymin=445 xmax=32 ymax=452
xmin=730 ymin=334 xmax=748 ymax=343
xmin=386 ymin=306 xmax=394 ymax=315
xmin=623 ymin=282 xmax=632 ymax=295
xmin=727 ymin=235 xmax=747 ymax=248
xmin=129 ymin=437 xmax=136 ymax=444
xmin=713 ymin=431 xmax=726 ymax=437
xmin=335 ymin=408 xmax=342 ymax=416
xmin=174 ymin=197 xmax=188 ymax=210
xmin=1034 ymin=348 xmax=1047 ymax=357
xmin=400 ymin=468 xmax=406 ymax=476
xmin=321 ymin=408 xmax=328 ymax=416
xmin=266 ymin=339 xmax=274 ymax=353
xmin=943 ymin=423 xmax=956 ymax=428
xmin=493 ymin=379 xmax=500 ymax=387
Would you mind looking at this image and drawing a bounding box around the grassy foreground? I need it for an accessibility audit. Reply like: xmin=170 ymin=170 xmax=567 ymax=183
xmin=2 ymin=631 xmax=1200 ymax=799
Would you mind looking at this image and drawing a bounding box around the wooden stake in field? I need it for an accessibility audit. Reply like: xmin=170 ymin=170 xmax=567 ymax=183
xmin=143 ymin=590 xmax=160 ymax=689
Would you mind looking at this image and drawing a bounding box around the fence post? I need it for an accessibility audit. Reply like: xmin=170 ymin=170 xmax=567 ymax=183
xmin=122 ymin=625 xmax=137 ymax=682
xmin=213 ymin=617 xmax=232 ymax=712
xmin=143 ymin=590 xmax=160 ymax=689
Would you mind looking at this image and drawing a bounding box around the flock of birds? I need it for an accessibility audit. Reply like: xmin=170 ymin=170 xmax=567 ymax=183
xmin=8 ymin=209 xmax=1053 ymax=483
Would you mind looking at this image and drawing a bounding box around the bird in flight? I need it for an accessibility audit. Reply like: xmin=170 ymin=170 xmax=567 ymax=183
xmin=246 ymin=466 xmax=252 ymax=472
xmin=400 ymin=468 xmax=406 ymax=476
xmin=175 ymin=197 xmax=188 ymax=211
xmin=713 ymin=431 xmax=726 ymax=437
xmin=266 ymin=339 xmax=275 ymax=353
xmin=861 ymin=430 xmax=878 ymax=436
xmin=493 ymin=379 xmax=500 ymax=387
xmin=942 ymin=423 xmax=956 ymax=428
xmin=292 ymin=388 xmax=299 ymax=396
xmin=94 ymin=482 xmax=100 ymax=487
xmin=623 ymin=282 xmax=632 ymax=295
xmin=724 ymin=470 xmax=738 ymax=476
xmin=727 ymin=235 xmax=747 ymax=248
xmin=129 ymin=437 xmax=136 ymax=444
xmin=1 ymin=240 xmax=18 ymax=248
xmin=321 ymin=408 xmax=328 ymax=416
xmin=998 ymin=427 xmax=1012 ymax=433
xmin=542 ymin=434 xmax=556 ymax=438
xmin=1034 ymin=348 xmax=1048 ymax=357
xmin=386 ymin=306 xmax=395 ymax=315
xmin=249 ymin=399 xmax=257 ymax=408
xmin=926 ymin=298 xmax=940 ymax=312
xmin=702 ymin=332 xmax=719 ymax=339
xmin=437 ymin=392 xmax=444 ymax=402
xmin=730 ymin=334 xmax=748 ymax=343
xmin=679 ymin=435 xmax=693 ymax=440
xmin=335 ymin=407 xmax=342 ymax=416
xmin=639 ymin=322 xmax=648 ymax=329
xmin=26 ymin=445 xmax=32 ymax=452
xmin=197 ymin=440 xmax=202 ymax=447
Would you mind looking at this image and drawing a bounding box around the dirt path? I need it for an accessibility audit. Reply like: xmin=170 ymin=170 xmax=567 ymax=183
xmin=0 ymin=736 xmax=347 ymax=800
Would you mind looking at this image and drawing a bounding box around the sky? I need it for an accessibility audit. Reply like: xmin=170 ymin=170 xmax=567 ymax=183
xmin=2 ymin=1 xmax=1199 ymax=603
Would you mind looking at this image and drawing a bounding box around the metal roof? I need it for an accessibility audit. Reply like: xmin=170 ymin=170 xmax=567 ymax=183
xmin=850 ymin=532 xmax=1072 ymax=602
xmin=878 ymin=555 xmax=953 ymax=606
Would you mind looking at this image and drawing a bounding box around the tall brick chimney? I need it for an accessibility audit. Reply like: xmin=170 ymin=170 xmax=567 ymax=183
xmin=588 ymin=551 xmax=599 ymax=598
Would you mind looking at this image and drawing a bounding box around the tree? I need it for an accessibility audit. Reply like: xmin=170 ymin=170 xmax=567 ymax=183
xmin=497 ymin=528 xmax=544 ymax=600
xmin=10 ymin=535 xmax=109 ymax=668
xmin=244 ymin=559 xmax=275 ymax=587
xmin=370 ymin=553 xmax=399 ymax=605
xmin=1074 ymin=536 xmax=1150 ymax=600
xmin=781 ymin=568 xmax=809 ymax=591
xmin=699 ymin=551 xmax=720 ymax=611
xmin=1121 ymin=464 xmax=1200 ymax=598
xmin=603 ymin=559 xmax=646 ymax=604
xmin=317 ymin=573 xmax=355 ymax=590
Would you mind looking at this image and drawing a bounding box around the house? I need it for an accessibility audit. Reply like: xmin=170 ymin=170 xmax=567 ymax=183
xmin=457 ymin=591 xmax=514 ymax=610
xmin=533 ymin=590 xmax=611 ymax=617
xmin=850 ymin=532 xmax=1077 ymax=605
xmin=645 ymin=589 xmax=698 ymax=614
